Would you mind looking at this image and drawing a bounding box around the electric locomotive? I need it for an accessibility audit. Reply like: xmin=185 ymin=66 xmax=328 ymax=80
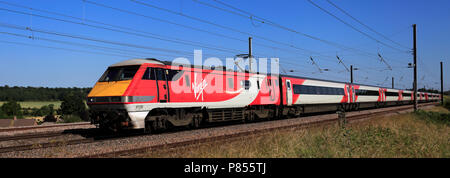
xmin=87 ymin=58 xmax=440 ymax=132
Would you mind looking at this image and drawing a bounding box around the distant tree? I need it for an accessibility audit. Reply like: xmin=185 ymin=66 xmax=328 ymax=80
xmin=0 ymin=109 xmax=6 ymax=119
xmin=22 ymin=108 xmax=30 ymax=116
xmin=38 ymin=104 xmax=54 ymax=116
xmin=1 ymin=100 xmax=22 ymax=117
xmin=31 ymin=108 xmax=42 ymax=116
xmin=0 ymin=86 xmax=91 ymax=101
xmin=60 ymin=92 xmax=88 ymax=121
xmin=43 ymin=115 xmax=57 ymax=122
xmin=445 ymin=90 xmax=450 ymax=95
xmin=418 ymin=88 xmax=439 ymax=93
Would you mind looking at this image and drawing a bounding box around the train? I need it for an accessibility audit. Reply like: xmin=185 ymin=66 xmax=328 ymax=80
xmin=87 ymin=58 xmax=441 ymax=132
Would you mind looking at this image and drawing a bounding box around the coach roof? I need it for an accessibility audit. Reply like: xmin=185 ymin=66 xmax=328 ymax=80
xmin=109 ymin=58 xmax=165 ymax=67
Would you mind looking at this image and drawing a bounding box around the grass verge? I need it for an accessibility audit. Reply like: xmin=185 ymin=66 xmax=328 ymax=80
xmin=143 ymin=106 xmax=449 ymax=158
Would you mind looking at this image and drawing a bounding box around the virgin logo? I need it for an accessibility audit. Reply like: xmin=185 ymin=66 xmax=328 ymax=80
xmin=192 ymin=73 xmax=208 ymax=101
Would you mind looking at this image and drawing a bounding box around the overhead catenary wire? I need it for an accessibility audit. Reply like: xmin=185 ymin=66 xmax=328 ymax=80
xmin=0 ymin=39 xmax=136 ymax=58
xmin=0 ymin=0 xmax=249 ymax=46
xmin=0 ymin=7 xmax=247 ymax=56
xmin=0 ymin=22 xmax=198 ymax=56
xmin=0 ymin=1 xmax=311 ymax=62
xmin=0 ymin=5 xmax=332 ymax=76
xmin=417 ymin=60 xmax=439 ymax=90
xmin=320 ymin=25 xmax=413 ymax=60
xmin=127 ymin=0 xmax=328 ymax=55
xmin=0 ymin=31 xmax=184 ymax=59
xmin=79 ymin=0 xmax=329 ymax=60
xmin=82 ymin=0 xmax=384 ymax=73
xmin=325 ymin=0 xmax=410 ymax=50
xmin=377 ymin=53 xmax=393 ymax=70
xmin=336 ymin=55 xmax=350 ymax=72
xmin=0 ymin=28 xmax=318 ymax=78
xmin=193 ymin=0 xmax=402 ymax=60
xmin=205 ymin=0 xmax=367 ymax=51
xmin=0 ymin=30 xmax=318 ymax=78
xmin=306 ymin=0 xmax=409 ymax=54
xmin=82 ymin=0 xmax=376 ymax=70
xmin=190 ymin=0 xmax=403 ymax=72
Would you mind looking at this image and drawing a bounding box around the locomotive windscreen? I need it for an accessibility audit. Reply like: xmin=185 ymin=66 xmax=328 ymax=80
xmin=98 ymin=65 xmax=140 ymax=82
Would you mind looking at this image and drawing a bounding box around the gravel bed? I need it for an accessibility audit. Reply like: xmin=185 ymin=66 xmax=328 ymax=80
xmin=0 ymin=103 xmax=437 ymax=158
xmin=0 ymin=134 xmax=87 ymax=148
xmin=0 ymin=123 xmax=95 ymax=137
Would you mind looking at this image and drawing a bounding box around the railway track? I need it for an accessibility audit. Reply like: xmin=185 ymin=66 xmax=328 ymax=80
xmin=83 ymin=102 xmax=438 ymax=158
xmin=0 ymin=103 xmax=437 ymax=157
xmin=0 ymin=122 xmax=91 ymax=133
xmin=0 ymin=132 xmax=65 ymax=142
xmin=0 ymin=137 xmax=95 ymax=153
xmin=0 ymin=129 xmax=95 ymax=154
xmin=0 ymin=127 xmax=143 ymax=154
xmin=0 ymin=122 xmax=96 ymax=154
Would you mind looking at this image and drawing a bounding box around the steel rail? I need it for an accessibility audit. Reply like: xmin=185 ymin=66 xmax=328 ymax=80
xmin=0 ymin=122 xmax=91 ymax=133
xmin=0 ymin=138 xmax=95 ymax=153
xmin=0 ymin=132 xmax=65 ymax=142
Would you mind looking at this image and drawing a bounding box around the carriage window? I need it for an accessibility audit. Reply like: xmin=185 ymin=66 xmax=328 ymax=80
xmin=307 ymin=86 xmax=314 ymax=94
xmin=121 ymin=67 xmax=139 ymax=80
xmin=385 ymin=92 xmax=398 ymax=96
xmin=241 ymin=80 xmax=251 ymax=90
xmin=142 ymin=67 xmax=155 ymax=80
xmin=355 ymin=89 xmax=379 ymax=96
xmin=293 ymin=85 xmax=344 ymax=95
xmin=185 ymin=74 xmax=190 ymax=87
xmin=143 ymin=68 xmax=184 ymax=81
xmin=245 ymin=80 xmax=251 ymax=90
xmin=228 ymin=78 xmax=233 ymax=89
xmin=100 ymin=65 xmax=139 ymax=82
xmin=168 ymin=69 xmax=184 ymax=81
xmin=101 ymin=67 xmax=121 ymax=82
xmin=155 ymin=69 xmax=166 ymax=80
xmin=327 ymin=87 xmax=334 ymax=95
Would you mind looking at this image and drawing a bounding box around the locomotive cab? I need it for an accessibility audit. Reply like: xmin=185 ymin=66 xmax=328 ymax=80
xmin=87 ymin=58 xmax=166 ymax=131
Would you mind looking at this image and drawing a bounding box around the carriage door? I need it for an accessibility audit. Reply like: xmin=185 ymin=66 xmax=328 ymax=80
xmin=155 ymin=68 xmax=169 ymax=103
xmin=346 ymin=85 xmax=351 ymax=103
xmin=351 ymin=85 xmax=356 ymax=103
xmin=286 ymin=80 xmax=292 ymax=106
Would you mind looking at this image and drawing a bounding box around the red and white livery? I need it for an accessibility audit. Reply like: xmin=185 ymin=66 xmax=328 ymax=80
xmin=87 ymin=59 xmax=440 ymax=132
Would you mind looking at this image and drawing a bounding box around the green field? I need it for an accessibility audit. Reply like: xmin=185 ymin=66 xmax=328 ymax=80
xmin=0 ymin=101 xmax=62 ymax=109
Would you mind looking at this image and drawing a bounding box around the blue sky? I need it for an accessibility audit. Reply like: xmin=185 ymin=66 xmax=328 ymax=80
xmin=0 ymin=0 xmax=449 ymax=90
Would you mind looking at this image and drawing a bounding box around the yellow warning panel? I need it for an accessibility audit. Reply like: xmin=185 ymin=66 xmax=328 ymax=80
xmin=88 ymin=80 xmax=132 ymax=97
